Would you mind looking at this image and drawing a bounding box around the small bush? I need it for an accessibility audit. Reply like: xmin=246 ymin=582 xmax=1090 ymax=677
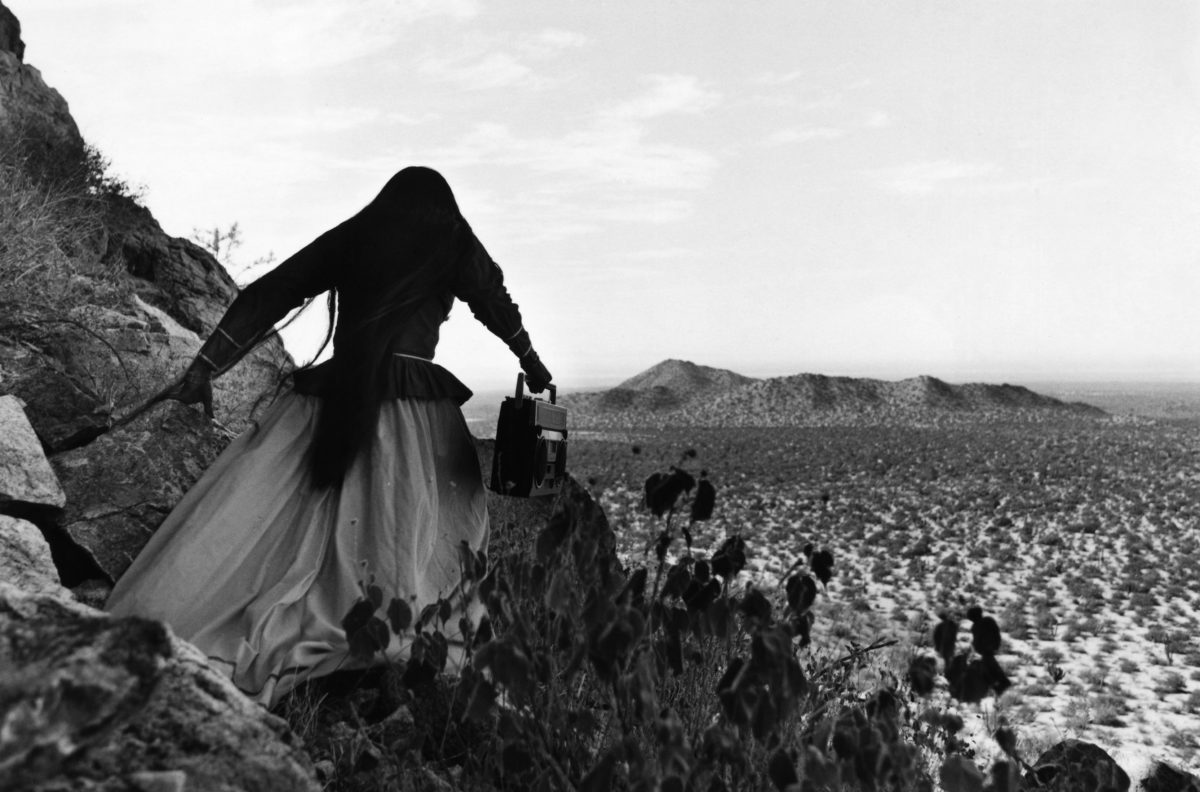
xmin=1156 ymin=671 xmax=1187 ymax=696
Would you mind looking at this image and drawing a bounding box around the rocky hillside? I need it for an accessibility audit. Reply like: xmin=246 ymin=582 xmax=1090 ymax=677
xmin=0 ymin=0 xmax=298 ymax=577
xmin=565 ymin=360 xmax=1105 ymax=428
xmin=0 ymin=6 xmax=324 ymax=788
xmin=0 ymin=9 xmax=290 ymax=453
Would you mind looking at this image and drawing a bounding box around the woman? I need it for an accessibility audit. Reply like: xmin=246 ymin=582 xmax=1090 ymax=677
xmin=107 ymin=166 xmax=552 ymax=707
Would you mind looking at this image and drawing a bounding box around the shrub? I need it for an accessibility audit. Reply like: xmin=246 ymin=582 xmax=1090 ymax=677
xmin=1156 ymin=671 xmax=1187 ymax=696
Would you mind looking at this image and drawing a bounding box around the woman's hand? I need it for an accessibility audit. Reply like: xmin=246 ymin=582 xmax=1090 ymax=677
xmin=165 ymin=360 xmax=215 ymax=418
xmin=520 ymin=350 xmax=553 ymax=393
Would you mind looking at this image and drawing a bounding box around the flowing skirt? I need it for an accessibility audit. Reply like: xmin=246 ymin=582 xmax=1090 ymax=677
xmin=106 ymin=391 xmax=488 ymax=707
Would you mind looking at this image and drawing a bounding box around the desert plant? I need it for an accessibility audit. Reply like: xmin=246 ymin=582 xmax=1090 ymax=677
xmin=190 ymin=221 xmax=276 ymax=284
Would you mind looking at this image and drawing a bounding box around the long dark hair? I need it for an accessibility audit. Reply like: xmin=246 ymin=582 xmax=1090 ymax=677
xmin=302 ymin=166 xmax=474 ymax=488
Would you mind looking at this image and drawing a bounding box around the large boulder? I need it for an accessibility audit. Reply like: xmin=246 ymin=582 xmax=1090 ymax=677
xmin=0 ymin=515 xmax=66 ymax=598
xmin=1 ymin=293 xmax=290 ymax=451
xmin=0 ymin=582 xmax=320 ymax=791
xmin=51 ymin=401 xmax=234 ymax=584
xmin=1028 ymin=740 xmax=1131 ymax=792
xmin=0 ymin=394 xmax=65 ymax=518
xmin=7 ymin=298 xmax=203 ymax=450
xmin=0 ymin=334 xmax=112 ymax=455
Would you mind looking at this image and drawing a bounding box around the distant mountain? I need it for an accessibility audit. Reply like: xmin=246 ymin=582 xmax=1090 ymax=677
xmin=564 ymin=362 xmax=1106 ymax=428
xmin=584 ymin=359 xmax=757 ymax=413
xmin=616 ymin=359 xmax=758 ymax=393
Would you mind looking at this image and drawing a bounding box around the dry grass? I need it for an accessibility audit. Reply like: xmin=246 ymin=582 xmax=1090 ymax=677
xmin=0 ymin=122 xmax=133 ymax=326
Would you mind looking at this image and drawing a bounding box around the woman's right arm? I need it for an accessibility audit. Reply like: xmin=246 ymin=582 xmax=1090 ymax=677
xmin=168 ymin=221 xmax=348 ymax=407
xmin=450 ymin=236 xmax=553 ymax=392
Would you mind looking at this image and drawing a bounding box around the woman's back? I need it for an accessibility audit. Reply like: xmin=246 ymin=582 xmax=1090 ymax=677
xmin=108 ymin=166 xmax=554 ymax=707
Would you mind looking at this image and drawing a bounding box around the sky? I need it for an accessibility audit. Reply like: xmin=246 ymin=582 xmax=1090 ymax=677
xmin=12 ymin=0 xmax=1200 ymax=389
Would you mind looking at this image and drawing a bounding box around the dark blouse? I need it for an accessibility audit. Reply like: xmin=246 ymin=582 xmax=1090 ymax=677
xmin=195 ymin=222 xmax=529 ymax=405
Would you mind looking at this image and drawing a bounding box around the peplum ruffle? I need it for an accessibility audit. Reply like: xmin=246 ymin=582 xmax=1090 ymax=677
xmin=292 ymin=354 xmax=474 ymax=405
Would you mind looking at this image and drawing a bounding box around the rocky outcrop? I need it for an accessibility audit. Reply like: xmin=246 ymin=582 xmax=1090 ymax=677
xmin=0 ymin=2 xmax=21 ymax=61
xmin=0 ymin=0 xmax=291 ymax=603
xmin=0 ymin=24 xmax=79 ymax=152
xmin=0 ymin=582 xmax=320 ymax=792
xmin=0 ymin=515 xmax=65 ymax=598
xmin=0 ymin=394 xmax=65 ymax=518
xmin=52 ymin=401 xmax=235 ymax=584
xmin=1028 ymin=740 xmax=1131 ymax=792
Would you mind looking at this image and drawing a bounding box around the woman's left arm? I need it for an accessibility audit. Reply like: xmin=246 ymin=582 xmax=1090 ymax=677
xmin=450 ymin=235 xmax=553 ymax=392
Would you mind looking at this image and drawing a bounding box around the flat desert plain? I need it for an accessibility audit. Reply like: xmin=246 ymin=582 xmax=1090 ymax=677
xmin=568 ymin=393 xmax=1200 ymax=774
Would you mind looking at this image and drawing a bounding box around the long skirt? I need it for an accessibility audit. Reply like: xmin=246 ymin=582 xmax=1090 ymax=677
xmin=105 ymin=391 xmax=489 ymax=708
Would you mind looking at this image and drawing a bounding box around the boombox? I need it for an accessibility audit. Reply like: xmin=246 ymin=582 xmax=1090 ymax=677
xmin=489 ymin=374 xmax=568 ymax=498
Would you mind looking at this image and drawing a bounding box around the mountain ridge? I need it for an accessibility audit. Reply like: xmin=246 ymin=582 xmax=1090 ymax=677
xmin=563 ymin=359 xmax=1106 ymax=428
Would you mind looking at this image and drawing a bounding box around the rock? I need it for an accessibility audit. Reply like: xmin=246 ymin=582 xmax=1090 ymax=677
xmin=550 ymin=474 xmax=623 ymax=588
xmin=51 ymin=401 xmax=234 ymax=583
xmin=0 ymin=514 xmax=66 ymax=597
xmin=0 ymin=394 xmax=65 ymax=517
xmin=0 ymin=335 xmax=114 ymax=452
xmin=2 ymin=293 xmax=291 ymax=452
xmin=0 ymin=2 xmax=22 ymax=61
xmin=1141 ymin=762 xmax=1200 ymax=792
xmin=0 ymin=48 xmax=81 ymax=153
xmin=101 ymin=195 xmax=240 ymax=335
xmin=0 ymin=582 xmax=320 ymax=791
xmin=1028 ymin=740 xmax=1131 ymax=792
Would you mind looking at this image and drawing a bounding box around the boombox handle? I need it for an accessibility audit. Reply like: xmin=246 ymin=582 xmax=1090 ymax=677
xmin=514 ymin=373 xmax=556 ymax=404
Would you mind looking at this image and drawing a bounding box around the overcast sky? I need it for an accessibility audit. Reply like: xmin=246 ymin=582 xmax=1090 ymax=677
xmin=13 ymin=1 xmax=1200 ymax=388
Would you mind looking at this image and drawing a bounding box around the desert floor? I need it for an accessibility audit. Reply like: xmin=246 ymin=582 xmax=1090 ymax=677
xmin=568 ymin=412 xmax=1200 ymax=775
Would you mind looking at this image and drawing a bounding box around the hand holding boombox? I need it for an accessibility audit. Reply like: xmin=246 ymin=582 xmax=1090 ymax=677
xmin=489 ymin=373 xmax=568 ymax=498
